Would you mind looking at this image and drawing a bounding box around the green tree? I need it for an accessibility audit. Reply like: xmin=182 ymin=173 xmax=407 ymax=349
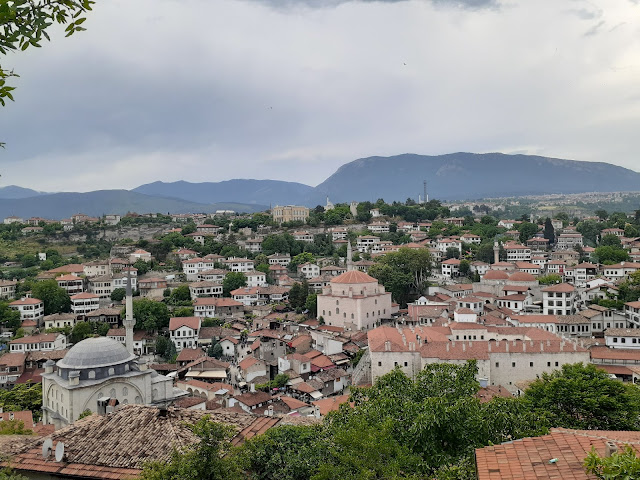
xmin=369 ymin=248 xmax=432 ymax=305
xmin=625 ymin=224 xmax=640 ymax=238
xmin=77 ymin=409 xmax=93 ymax=421
xmin=518 ymin=222 xmax=538 ymax=244
xmin=155 ymin=336 xmax=170 ymax=358
xmin=173 ymin=306 xmax=194 ymax=317
xmin=458 ymin=259 xmax=471 ymax=277
xmin=543 ymin=217 xmax=555 ymax=245
xmin=600 ymin=234 xmax=622 ymax=248
xmin=537 ymin=273 xmax=563 ymax=285
xmin=595 ymin=209 xmax=609 ymax=221
xmin=288 ymin=281 xmax=309 ymax=311
xmin=0 ymin=0 xmax=93 ymax=110
xmin=304 ymin=293 xmax=317 ymax=317
xmin=207 ymin=341 xmax=223 ymax=359
xmin=132 ymin=298 xmax=170 ymax=331
xmin=168 ymin=285 xmax=191 ymax=305
xmin=593 ymin=245 xmax=629 ymax=264
xmin=140 ymin=416 xmax=240 ymax=480
xmin=110 ymin=288 xmax=126 ymax=302
xmin=0 ymin=418 xmax=32 ymax=435
xmin=31 ymin=279 xmax=71 ymax=315
xmin=289 ymin=252 xmax=315 ymax=272
xmin=0 ymin=383 xmax=42 ymax=421
xmin=70 ymin=321 xmax=92 ymax=344
xmin=222 ymin=272 xmax=247 ymax=297
xmin=584 ymin=445 xmax=640 ymax=479
xmin=0 ymin=301 xmax=21 ymax=332
xmin=523 ymin=363 xmax=640 ymax=430
xmin=133 ymin=258 xmax=151 ymax=275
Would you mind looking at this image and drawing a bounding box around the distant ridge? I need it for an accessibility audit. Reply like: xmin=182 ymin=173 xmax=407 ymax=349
xmin=3 ymin=153 xmax=640 ymax=217
xmin=132 ymin=179 xmax=315 ymax=206
xmin=0 ymin=190 xmax=266 ymax=220
xmin=311 ymin=152 xmax=640 ymax=203
xmin=0 ymin=185 xmax=46 ymax=200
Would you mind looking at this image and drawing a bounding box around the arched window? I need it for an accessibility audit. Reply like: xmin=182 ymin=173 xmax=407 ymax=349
xmin=110 ymin=388 xmax=116 ymax=398
xmin=88 ymin=370 xmax=96 ymax=379
xmin=351 ymin=314 xmax=354 ymax=319
xmin=336 ymin=308 xmax=339 ymax=314
xmin=122 ymin=387 xmax=128 ymax=396
xmin=135 ymin=396 xmax=142 ymax=403
xmin=108 ymin=367 xmax=115 ymax=376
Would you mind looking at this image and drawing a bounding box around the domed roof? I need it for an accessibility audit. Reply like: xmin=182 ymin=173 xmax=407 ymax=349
xmin=331 ymin=270 xmax=378 ymax=284
xmin=483 ymin=270 xmax=509 ymax=280
xmin=508 ymin=272 xmax=536 ymax=282
xmin=57 ymin=337 xmax=135 ymax=370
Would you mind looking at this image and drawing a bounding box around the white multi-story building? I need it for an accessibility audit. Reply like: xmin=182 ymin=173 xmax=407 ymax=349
xmin=504 ymin=243 xmax=532 ymax=262
xmin=293 ymin=231 xmax=314 ymax=243
xmin=9 ymin=333 xmax=67 ymax=353
xmin=189 ymin=281 xmax=223 ymax=298
xmin=182 ymin=257 xmax=217 ymax=281
xmin=169 ymin=316 xmax=201 ymax=351
xmin=556 ymin=233 xmax=583 ymax=250
xmin=268 ymin=254 xmax=291 ymax=266
xmin=245 ymin=271 xmax=268 ymax=287
xmin=70 ymin=292 xmax=101 ymax=315
xmin=356 ymin=235 xmax=380 ymax=253
xmin=9 ymin=298 xmax=44 ymax=323
xmin=441 ymin=258 xmax=461 ymax=277
xmin=297 ymin=263 xmax=320 ymax=280
xmin=368 ymin=222 xmax=390 ymax=234
xmin=221 ymin=258 xmax=255 ymax=273
xmin=542 ymin=283 xmax=576 ymax=315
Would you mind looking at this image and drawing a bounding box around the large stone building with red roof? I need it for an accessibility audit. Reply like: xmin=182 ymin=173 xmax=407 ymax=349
xmin=317 ymin=270 xmax=392 ymax=331
xmin=367 ymin=324 xmax=589 ymax=391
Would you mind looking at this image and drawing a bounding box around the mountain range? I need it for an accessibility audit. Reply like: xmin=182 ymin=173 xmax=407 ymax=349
xmin=1 ymin=152 xmax=639 ymax=219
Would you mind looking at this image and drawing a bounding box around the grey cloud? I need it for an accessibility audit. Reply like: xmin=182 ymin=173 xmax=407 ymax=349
xmin=584 ymin=19 xmax=605 ymax=36
xmin=242 ymin=0 xmax=498 ymax=10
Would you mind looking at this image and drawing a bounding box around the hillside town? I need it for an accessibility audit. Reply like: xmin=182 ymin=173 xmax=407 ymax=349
xmin=2 ymin=198 xmax=640 ymax=479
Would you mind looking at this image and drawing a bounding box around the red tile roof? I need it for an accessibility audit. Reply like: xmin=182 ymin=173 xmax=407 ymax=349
xmin=331 ymin=270 xmax=378 ymax=284
xmin=169 ymin=316 xmax=201 ymax=331
xmin=475 ymin=428 xmax=640 ymax=480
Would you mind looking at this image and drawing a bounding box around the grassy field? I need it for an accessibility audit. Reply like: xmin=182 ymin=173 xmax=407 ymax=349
xmin=0 ymin=239 xmax=78 ymax=260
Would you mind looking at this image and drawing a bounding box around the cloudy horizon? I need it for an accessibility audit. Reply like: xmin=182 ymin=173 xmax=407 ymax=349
xmin=1 ymin=0 xmax=639 ymax=192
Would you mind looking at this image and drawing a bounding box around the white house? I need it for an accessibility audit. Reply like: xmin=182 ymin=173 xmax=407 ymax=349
xmin=9 ymin=297 xmax=44 ymax=323
xmin=169 ymin=316 xmax=202 ymax=351
xmin=9 ymin=333 xmax=67 ymax=353
xmin=70 ymin=292 xmax=100 ymax=315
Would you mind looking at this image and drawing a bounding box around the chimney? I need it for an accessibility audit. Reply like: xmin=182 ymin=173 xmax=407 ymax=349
xmin=523 ymin=342 xmax=526 ymax=352
xmin=250 ymin=383 xmax=256 ymax=393
xmin=479 ymin=377 xmax=488 ymax=388
xmin=68 ymin=371 xmax=80 ymax=386
xmin=506 ymin=342 xmax=509 ymax=353
xmin=44 ymin=359 xmax=55 ymax=374
xmin=488 ymin=342 xmax=492 ymax=352
xmin=605 ymin=441 xmax=618 ymax=457
xmin=97 ymin=397 xmax=109 ymax=416
xmin=446 ymin=343 xmax=450 ymax=352
xmin=462 ymin=343 xmax=466 ymax=352
xmin=540 ymin=342 xmax=544 ymax=352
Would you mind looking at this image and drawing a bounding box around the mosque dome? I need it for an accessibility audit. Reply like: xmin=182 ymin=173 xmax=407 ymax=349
xmin=56 ymin=337 xmax=135 ymax=370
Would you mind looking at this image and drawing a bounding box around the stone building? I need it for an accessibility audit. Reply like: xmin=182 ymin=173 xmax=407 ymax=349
xmin=317 ymin=270 xmax=392 ymax=331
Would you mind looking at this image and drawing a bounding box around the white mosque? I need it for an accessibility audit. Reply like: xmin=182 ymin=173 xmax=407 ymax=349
xmin=41 ymin=272 xmax=185 ymax=428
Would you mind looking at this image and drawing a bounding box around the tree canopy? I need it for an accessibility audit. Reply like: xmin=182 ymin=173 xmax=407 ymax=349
xmin=523 ymin=363 xmax=640 ymax=431
xmin=31 ymin=279 xmax=71 ymax=315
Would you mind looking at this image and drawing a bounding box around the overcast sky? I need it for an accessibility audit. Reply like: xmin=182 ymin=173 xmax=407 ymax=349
xmin=1 ymin=0 xmax=639 ymax=192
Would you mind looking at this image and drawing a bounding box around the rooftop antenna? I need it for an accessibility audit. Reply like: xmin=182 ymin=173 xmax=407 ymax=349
xmin=55 ymin=441 xmax=65 ymax=462
xmin=42 ymin=438 xmax=53 ymax=459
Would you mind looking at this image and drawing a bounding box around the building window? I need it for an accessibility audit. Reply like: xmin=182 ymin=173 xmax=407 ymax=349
xmin=547 ymin=362 xmax=551 ymax=367
xmin=555 ymin=362 xmax=559 ymax=367
xmin=512 ymin=362 xmax=516 ymax=368
xmin=530 ymin=362 xmax=533 ymax=367
xmin=495 ymin=362 xmax=499 ymax=367
xmin=378 ymin=362 xmax=382 ymax=367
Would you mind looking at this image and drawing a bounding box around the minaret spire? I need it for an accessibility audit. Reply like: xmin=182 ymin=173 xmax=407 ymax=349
xmin=346 ymin=240 xmax=353 ymax=271
xmin=123 ymin=263 xmax=135 ymax=355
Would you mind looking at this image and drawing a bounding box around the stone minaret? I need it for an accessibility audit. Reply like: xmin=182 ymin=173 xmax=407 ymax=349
xmin=493 ymin=241 xmax=500 ymax=264
xmin=123 ymin=265 xmax=135 ymax=355
xmin=346 ymin=240 xmax=353 ymax=271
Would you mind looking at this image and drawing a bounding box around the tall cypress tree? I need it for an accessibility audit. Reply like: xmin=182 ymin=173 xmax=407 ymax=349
xmin=543 ymin=217 xmax=555 ymax=246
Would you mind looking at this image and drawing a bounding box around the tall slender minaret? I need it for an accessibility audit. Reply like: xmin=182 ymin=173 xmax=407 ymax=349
xmin=346 ymin=240 xmax=353 ymax=271
xmin=493 ymin=241 xmax=500 ymax=264
xmin=123 ymin=264 xmax=135 ymax=355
